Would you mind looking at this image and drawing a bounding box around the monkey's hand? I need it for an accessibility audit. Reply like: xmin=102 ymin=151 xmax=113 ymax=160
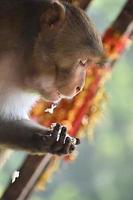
xmin=32 ymin=123 xmax=80 ymax=156
xmin=0 ymin=119 xmax=80 ymax=155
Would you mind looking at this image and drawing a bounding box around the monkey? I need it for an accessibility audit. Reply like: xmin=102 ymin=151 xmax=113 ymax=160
xmin=0 ymin=0 xmax=103 ymax=166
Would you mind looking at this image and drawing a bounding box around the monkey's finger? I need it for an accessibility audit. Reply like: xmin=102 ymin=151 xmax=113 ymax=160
xmin=58 ymin=126 xmax=66 ymax=144
xmin=60 ymin=137 xmax=71 ymax=154
xmin=52 ymin=127 xmax=67 ymax=152
xmin=52 ymin=123 xmax=61 ymax=140
xmin=50 ymin=127 xmax=66 ymax=152
xmin=75 ymin=138 xmax=80 ymax=145
xmin=53 ymin=123 xmax=60 ymax=132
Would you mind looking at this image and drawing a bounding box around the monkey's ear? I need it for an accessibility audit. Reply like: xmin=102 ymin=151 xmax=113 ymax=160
xmin=40 ymin=0 xmax=65 ymax=29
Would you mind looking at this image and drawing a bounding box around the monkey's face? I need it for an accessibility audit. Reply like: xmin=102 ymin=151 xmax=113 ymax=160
xmin=54 ymin=51 xmax=100 ymax=100
xmin=28 ymin=1 xmax=103 ymax=102
xmin=31 ymin=51 xmax=99 ymax=103
xmin=30 ymin=51 xmax=89 ymax=102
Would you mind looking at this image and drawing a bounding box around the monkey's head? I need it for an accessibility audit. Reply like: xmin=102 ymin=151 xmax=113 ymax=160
xmin=27 ymin=0 xmax=103 ymax=102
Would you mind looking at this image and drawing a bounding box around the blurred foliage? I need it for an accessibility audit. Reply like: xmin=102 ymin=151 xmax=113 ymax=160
xmin=88 ymin=0 xmax=126 ymax=33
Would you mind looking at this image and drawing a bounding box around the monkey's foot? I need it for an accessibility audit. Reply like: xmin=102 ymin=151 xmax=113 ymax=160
xmin=32 ymin=123 xmax=80 ymax=155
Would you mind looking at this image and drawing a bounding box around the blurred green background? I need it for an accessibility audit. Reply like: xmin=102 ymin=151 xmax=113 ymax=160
xmin=0 ymin=0 xmax=133 ymax=200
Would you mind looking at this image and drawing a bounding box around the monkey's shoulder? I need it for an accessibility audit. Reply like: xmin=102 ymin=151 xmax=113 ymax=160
xmin=0 ymin=87 xmax=40 ymax=120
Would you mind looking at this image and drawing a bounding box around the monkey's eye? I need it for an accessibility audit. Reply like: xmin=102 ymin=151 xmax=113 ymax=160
xmin=79 ymin=59 xmax=88 ymax=67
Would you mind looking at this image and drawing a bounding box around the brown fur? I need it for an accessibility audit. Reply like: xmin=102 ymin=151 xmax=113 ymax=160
xmin=0 ymin=0 xmax=103 ymax=166
xmin=0 ymin=0 xmax=103 ymax=102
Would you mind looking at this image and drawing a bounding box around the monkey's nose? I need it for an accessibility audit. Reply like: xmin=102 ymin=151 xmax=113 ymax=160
xmin=76 ymin=86 xmax=81 ymax=93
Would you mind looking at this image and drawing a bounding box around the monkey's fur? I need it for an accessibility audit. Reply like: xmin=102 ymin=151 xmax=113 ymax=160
xmin=0 ymin=0 xmax=103 ymax=167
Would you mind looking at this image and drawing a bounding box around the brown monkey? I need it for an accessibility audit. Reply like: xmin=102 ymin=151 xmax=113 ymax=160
xmin=0 ymin=0 xmax=103 ymax=161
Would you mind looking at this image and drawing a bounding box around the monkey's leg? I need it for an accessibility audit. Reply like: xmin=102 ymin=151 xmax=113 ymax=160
xmin=0 ymin=119 xmax=79 ymax=155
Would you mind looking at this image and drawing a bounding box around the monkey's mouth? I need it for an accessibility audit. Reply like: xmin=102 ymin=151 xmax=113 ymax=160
xmin=41 ymin=85 xmax=74 ymax=103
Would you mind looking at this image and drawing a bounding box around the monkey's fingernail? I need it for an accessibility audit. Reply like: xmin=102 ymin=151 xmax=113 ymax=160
xmin=54 ymin=123 xmax=60 ymax=130
xmin=65 ymin=137 xmax=71 ymax=143
xmin=76 ymin=138 xmax=80 ymax=145
xmin=61 ymin=126 xmax=67 ymax=132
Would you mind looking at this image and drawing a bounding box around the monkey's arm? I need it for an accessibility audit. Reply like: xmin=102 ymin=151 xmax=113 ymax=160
xmin=0 ymin=119 xmax=78 ymax=155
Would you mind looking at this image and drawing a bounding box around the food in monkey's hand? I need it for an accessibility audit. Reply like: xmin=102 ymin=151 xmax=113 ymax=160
xmin=32 ymin=123 xmax=80 ymax=156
